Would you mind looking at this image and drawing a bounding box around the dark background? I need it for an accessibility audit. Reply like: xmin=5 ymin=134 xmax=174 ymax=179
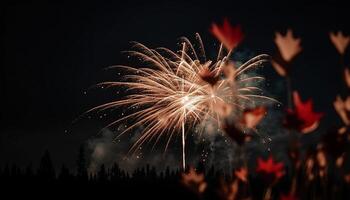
xmin=1 ymin=0 xmax=349 ymax=170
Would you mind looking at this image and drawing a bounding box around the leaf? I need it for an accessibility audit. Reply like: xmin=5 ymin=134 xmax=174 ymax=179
xmin=223 ymin=107 xmax=266 ymax=144
xmin=344 ymin=68 xmax=350 ymax=88
xmin=234 ymin=167 xmax=248 ymax=183
xmin=329 ymin=31 xmax=350 ymax=55
xmin=271 ymin=59 xmax=287 ymax=77
xmin=241 ymin=106 xmax=267 ymax=129
xmin=333 ymin=95 xmax=350 ymax=125
xmin=256 ymin=155 xmax=285 ymax=181
xmin=274 ymin=29 xmax=302 ymax=62
xmin=284 ymin=91 xmax=324 ymax=133
xmin=210 ymin=18 xmax=244 ymax=51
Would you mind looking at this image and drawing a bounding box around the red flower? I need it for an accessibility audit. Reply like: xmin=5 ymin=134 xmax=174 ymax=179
xmin=210 ymin=18 xmax=244 ymax=51
xmin=256 ymin=155 xmax=285 ymax=180
xmin=284 ymin=91 xmax=324 ymax=133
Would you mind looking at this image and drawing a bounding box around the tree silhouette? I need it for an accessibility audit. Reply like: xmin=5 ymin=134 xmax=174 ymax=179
xmin=58 ymin=164 xmax=73 ymax=182
xmin=1 ymin=141 xmax=350 ymax=200
xmin=25 ymin=163 xmax=34 ymax=178
xmin=76 ymin=144 xmax=88 ymax=181
xmin=110 ymin=162 xmax=122 ymax=182
xmin=2 ymin=164 xmax=10 ymax=180
xmin=37 ymin=150 xmax=55 ymax=181
xmin=97 ymin=164 xmax=107 ymax=182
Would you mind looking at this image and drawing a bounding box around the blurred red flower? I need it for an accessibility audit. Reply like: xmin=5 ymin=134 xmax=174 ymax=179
xmin=210 ymin=18 xmax=244 ymax=51
xmin=284 ymin=91 xmax=324 ymax=133
xmin=256 ymin=155 xmax=285 ymax=180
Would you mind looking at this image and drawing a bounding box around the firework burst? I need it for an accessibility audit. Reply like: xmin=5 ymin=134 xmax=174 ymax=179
xmin=85 ymin=34 xmax=275 ymax=169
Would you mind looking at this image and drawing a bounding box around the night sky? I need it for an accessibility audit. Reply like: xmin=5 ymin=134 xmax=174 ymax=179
xmin=1 ymin=1 xmax=350 ymax=170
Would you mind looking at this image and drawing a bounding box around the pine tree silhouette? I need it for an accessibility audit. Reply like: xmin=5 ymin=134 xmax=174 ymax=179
xmin=3 ymin=164 xmax=10 ymax=180
xmin=97 ymin=164 xmax=107 ymax=182
xmin=37 ymin=150 xmax=55 ymax=181
xmin=76 ymin=144 xmax=88 ymax=181
xmin=25 ymin=163 xmax=34 ymax=178
xmin=58 ymin=164 xmax=72 ymax=182
xmin=110 ymin=162 xmax=122 ymax=182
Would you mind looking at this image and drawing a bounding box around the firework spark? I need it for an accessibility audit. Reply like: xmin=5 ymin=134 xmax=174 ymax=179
xmin=85 ymin=34 xmax=275 ymax=169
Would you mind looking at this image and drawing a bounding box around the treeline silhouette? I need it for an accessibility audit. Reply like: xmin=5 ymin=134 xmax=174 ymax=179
xmin=2 ymin=143 xmax=350 ymax=200
xmin=0 ymin=145 xmax=198 ymax=199
xmin=0 ymin=146 xmax=183 ymax=183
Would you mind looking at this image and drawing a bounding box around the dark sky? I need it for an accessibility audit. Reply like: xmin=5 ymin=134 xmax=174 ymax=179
xmin=1 ymin=1 xmax=350 ymax=169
